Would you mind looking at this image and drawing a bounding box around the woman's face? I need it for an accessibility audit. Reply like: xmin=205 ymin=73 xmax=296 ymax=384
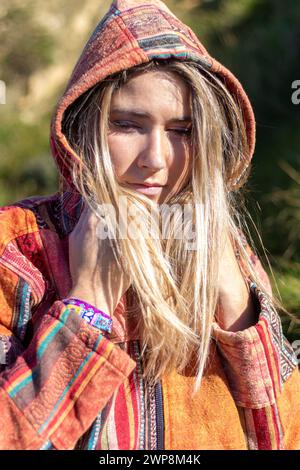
xmin=107 ymin=69 xmax=193 ymax=204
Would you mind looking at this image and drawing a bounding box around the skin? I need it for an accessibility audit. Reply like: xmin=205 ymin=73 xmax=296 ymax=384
xmin=107 ymin=70 xmax=193 ymax=204
xmin=68 ymin=70 xmax=258 ymax=331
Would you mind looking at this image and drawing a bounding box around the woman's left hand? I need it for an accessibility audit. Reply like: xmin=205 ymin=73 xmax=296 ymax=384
xmin=216 ymin=234 xmax=258 ymax=332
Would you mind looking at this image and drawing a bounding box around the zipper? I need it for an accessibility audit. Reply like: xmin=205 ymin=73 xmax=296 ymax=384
xmin=154 ymin=380 xmax=165 ymax=450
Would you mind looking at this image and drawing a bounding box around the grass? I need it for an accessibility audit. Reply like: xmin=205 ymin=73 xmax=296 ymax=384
xmin=270 ymin=258 xmax=300 ymax=344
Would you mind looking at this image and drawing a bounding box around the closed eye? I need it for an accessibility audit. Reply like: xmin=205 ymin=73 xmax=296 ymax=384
xmin=171 ymin=128 xmax=192 ymax=136
xmin=110 ymin=121 xmax=140 ymax=131
xmin=111 ymin=121 xmax=191 ymax=136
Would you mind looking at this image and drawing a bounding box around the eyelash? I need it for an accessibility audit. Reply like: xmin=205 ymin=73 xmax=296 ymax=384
xmin=112 ymin=121 xmax=192 ymax=136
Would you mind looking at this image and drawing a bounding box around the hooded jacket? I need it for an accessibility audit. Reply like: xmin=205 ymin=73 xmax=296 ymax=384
xmin=0 ymin=0 xmax=299 ymax=450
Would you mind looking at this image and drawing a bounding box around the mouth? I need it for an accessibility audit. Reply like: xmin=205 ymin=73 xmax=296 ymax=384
xmin=126 ymin=182 xmax=166 ymax=195
xmin=127 ymin=183 xmax=166 ymax=195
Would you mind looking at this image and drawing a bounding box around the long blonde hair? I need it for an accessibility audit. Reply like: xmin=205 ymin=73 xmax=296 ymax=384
xmin=62 ymin=58 xmax=286 ymax=395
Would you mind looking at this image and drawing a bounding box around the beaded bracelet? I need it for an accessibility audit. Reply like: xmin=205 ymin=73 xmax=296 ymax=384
xmin=61 ymin=297 xmax=112 ymax=334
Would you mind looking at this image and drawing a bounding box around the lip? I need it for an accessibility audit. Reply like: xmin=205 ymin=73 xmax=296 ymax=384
xmin=126 ymin=182 xmax=165 ymax=195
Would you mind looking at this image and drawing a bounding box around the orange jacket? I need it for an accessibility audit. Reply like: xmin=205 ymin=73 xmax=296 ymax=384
xmin=0 ymin=190 xmax=299 ymax=450
xmin=0 ymin=0 xmax=299 ymax=449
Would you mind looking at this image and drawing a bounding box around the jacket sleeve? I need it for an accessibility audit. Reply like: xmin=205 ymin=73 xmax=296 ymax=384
xmin=212 ymin=232 xmax=298 ymax=408
xmin=211 ymin=234 xmax=300 ymax=449
xmin=0 ymin=209 xmax=136 ymax=450
xmin=212 ymin=282 xmax=298 ymax=408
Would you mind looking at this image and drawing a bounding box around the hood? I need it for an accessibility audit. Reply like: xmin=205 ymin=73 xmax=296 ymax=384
xmin=50 ymin=0 xmax=256 ymax=193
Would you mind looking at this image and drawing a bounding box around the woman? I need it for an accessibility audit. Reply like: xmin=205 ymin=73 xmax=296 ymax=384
xmin=0 ymin=0 xmax=299 ymax=450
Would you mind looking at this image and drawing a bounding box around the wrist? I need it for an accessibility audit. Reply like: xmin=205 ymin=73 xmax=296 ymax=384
xmin=217 ymin=280 xmax=258 ymax=332
xmin=66 ymin=287 xmax=111 ymax=317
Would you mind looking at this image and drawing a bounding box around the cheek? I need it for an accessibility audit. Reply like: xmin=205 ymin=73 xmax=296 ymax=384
xmin=107 ymin=135 xmax=135 ymax=181
xmin=169 ymin=147 xmax=192 ymax=182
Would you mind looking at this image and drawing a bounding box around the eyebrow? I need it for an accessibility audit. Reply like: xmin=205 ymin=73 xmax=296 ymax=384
xmin=110 ymin=107 xmax=192 ymax=122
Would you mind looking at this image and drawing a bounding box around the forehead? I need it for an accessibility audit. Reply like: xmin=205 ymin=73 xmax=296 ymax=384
xmin=110 ymin=70 xmax=191 ymax=116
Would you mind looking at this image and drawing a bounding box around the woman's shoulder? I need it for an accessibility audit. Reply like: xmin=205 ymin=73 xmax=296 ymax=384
xmin=0 ymin=190 xmax=81 ymax=250
xmin=0 ymin=195 xmax=48 ymax=254
xmin=0 ymin=197 xmax=42 ymax=253
xmin=0 ymin=192 xmax=72 ymax=312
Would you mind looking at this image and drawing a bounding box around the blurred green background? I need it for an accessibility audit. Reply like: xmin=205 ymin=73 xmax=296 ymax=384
xmin=0 ymin=0 xmax=299 ymax=342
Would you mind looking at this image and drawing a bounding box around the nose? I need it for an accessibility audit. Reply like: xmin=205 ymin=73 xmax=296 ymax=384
xmin=137 ymin=127 xmax=168 ymax=171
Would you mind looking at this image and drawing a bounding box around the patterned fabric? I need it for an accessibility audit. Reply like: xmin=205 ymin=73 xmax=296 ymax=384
xmin=61 ymin=298 xmax=113 ymax=334
xmin=0 ymin=191 xmax=299 ymax=450
xmin=1 ymin=0 xmax=300 ymax=450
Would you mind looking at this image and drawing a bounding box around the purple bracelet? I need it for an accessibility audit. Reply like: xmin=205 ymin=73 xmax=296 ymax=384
xmin=62 ymin=297 xmax=112 ymax=334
